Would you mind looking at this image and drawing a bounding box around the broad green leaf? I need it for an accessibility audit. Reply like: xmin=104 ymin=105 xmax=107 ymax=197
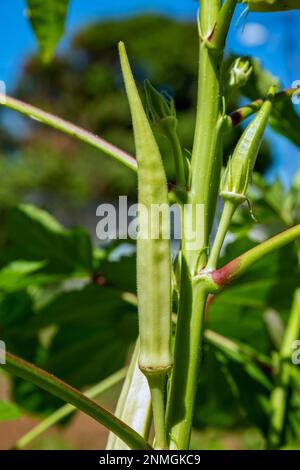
xmin=100 ymin=252 xmax=136 ymax=293
xmin=240 ymin=0 xmax=300 ymax=11
xmin=217 ymin=352 xmax=271 ymax=434
xmin=4 ymin=204 xmax=93 ymax=275
xmin=26 ymin=0 xmax=70 ymax=63
xmin=0 ymin=260 xmax=45 ymax=292
xmin=194 ymin=343 xmax=271 ymax=432
xmin=9 ymin=284 xmax=137 ymax=415
xmin=35 ymin=284 xmax=137 ymax=382
xmin=0 ymin=291 xmax=38 ymax=361
xmin=0 ymin=401 xmax=21 ymax=422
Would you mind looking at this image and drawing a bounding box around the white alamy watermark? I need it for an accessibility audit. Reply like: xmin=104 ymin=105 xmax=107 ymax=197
xmin=0 ymin=340 xmax=6 ymax=365
xmin=96 ymin=197 xmax=205 ymax=251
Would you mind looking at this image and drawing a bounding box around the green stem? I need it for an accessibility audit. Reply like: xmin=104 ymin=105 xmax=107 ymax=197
xmin=4 ymin=352 xmax=150 ymax=450
xmin=166 ymin=0 xmax=235 ymax=449
xmin=228 ymin=88 xmax=297 ymax=130
xmin=15 ymin=368 xmax=127 ymax=449
xmin=268 ymin=288 xmax=300 ymax=449
xmin=166 ymin=263 xmax=207 ymax=449
xmin=0 ymin=94 xmax=137 ymax=172
xmin=208 ymin=0 xmax=237 ymax=50
xmin=147 ymin=372 xmax=168 ymax=449
xmin=190 ymin=0 xmax=223 ymax=272
xmin=207 ymin=199 xmax=238 ymax=269
xmin=208 ymin=224 xmax=300 ymax=289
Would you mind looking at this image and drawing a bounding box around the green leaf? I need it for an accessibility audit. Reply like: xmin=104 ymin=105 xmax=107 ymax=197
xmin=3 ymin=204 xmax=93 ymax=276
xmin=0 ymin=261 xmax=46 ymax=292
xmin=198 ymin=331 xmax=273 ymax=433
xmin=26 ymin=0 xmax=70 ymax=63
xmin=194 ymin=343 xmax=271 ymax=432
xmin=0 ymin=401 xmax=21 ymax=422
xmin=240 ymin=0 xmax=300 ymax=12
xmin=36 ymin=284 xmax=137 ymax=386
xmin=10 ymin=284 xmax=137 ymax=415
xmin=100 ymin=252 xmax=136 ymax=293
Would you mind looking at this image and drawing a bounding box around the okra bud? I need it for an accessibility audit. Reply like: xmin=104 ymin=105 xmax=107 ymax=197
xmin=221 ymin=86 xmax=274 ymax=204
xmin=144 ymin=80 xmax=187 ymax=187
xmin=144 ymin=79 xmax=177 ymax=135
xmin=228 ymin=57 xmax=252 ymax=91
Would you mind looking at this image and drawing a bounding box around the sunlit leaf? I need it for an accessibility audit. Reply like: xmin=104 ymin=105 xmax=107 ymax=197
xmin=26 ymin=0 xmax=70 ymax=63
xmin=0 ymin=401 xmax=21 ymax=422
xmin=240 ymin=0 xmax=300 ymax=12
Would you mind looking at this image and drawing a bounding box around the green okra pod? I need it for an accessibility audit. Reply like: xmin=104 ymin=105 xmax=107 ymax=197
xmin=119 ymin=42 xmax=172 ymax=448
xmin=221 ymin=86 xmax=275 ymax=204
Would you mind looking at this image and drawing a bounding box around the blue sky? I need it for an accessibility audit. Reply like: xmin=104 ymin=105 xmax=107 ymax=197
xmin=0 ymin=0 xmax=299 ymax=185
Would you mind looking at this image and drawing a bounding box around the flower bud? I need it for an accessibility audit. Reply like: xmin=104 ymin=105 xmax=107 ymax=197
xmin=229 ymin=57 xmax=252 ymax=90
xmin=144 ymin=79 xmax=177 ymax=135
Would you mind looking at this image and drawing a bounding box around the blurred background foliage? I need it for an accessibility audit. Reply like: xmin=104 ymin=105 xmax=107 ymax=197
xmin=0 ymin=15 xmax=271 ymax=218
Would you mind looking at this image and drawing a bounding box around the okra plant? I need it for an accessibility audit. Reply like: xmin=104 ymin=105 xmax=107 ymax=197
xmin=1 ymin=0 xmax=300 ymax=451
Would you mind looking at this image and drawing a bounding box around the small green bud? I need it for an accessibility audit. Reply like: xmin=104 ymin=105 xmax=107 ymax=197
xmin=221 ymin=157 xmax=250 ymax=204
xmin=221 ymin=86 xmax=275 ymax=203
xmin=229 ymin=57 xmax=253 ymax=90
xmin=144 ymin=79 xmax=177 ymax=135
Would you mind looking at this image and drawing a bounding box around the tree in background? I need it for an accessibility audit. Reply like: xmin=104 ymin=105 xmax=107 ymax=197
xmin=0 ymin=15 xmax=269 ymax=214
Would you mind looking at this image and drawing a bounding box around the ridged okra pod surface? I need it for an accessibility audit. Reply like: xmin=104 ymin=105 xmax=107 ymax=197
xmin=119 ymin=42 xmax=172 ymax=375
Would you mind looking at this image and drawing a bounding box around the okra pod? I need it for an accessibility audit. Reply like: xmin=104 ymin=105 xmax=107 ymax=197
xmin=221 ymin=86 xmax=275 ymax=203
xmin=119 ymin=42 xmax=172 ymax=448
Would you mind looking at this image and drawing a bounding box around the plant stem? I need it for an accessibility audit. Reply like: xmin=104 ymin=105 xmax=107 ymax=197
xmin=166 ymin=275 xmax=207 ymax=449
xmin=15 ymin=368 xmax=127 ymax=449
xmin=166 ymin=0 xmax=237 ymax=449
xmin=4 ymin=352 xmax=150 ymax=450
xmin=228 ymin=88 xmax=297 ymax=129
xmin=147 ymin=372 xmax=168 ymax=449
xmin=0 ymin=94 xmax=137 ymax=172
xmin=208 ymin=0 xmax=237 ymax=50
xmin=207 ymin=199 xmax=238 ymax=269
xmin=190 ymin=0 xmax=223 ymax=272
xmin=210 ymin=224 xmax=300 ymax=289
xmin=268 ymin=288 xmax=300 ymax=449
